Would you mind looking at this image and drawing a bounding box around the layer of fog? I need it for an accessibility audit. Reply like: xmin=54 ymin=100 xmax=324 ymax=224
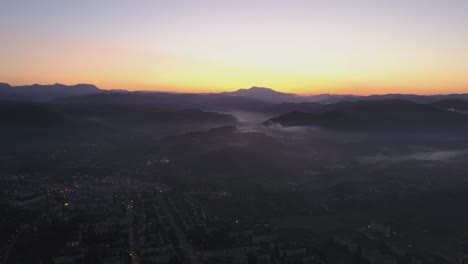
xmin=240 ymin=122 xmax=322 ymax=140
xmin=217 ymin=110 xmax=323 ymax=139
xmin=216 ymin=110 xmax=273 ymax=124
xmin=360 ymin=149 xmax=468 ymax=163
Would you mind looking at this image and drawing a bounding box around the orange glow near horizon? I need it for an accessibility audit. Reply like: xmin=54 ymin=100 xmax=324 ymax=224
xmin=1 ymin=1 xmax=468 ymax=96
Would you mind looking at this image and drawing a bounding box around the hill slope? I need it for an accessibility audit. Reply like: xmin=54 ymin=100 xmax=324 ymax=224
xmin=265 ymin=100 xmax=468 ymax=133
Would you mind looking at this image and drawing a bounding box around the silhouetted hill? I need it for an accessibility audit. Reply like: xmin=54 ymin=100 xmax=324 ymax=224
xmin=0 ymin=83 xmax=103 ymax=101
xmin=0 ymin=101 xmax=237 ymax=132
xmin=0 ymin=83 xmax=13 ymax=90
xmin=265 ymin=100 xmax=468 ymax=133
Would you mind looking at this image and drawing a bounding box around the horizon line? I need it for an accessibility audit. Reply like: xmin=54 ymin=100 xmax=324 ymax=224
xmin=1 ymin=81 xmax=467 ymax=97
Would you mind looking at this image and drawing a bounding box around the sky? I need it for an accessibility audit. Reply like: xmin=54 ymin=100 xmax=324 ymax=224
xmin=1 ymin=0 xmax=467 ymax=95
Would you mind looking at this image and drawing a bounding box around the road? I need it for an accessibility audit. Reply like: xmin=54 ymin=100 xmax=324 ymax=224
xmin=127 ymin=202 xmax=141 ymax=264
xmin=1 ymin=205 xmax=64 ymax=264
xmin=1 ymin=225 xmax=27 ymax=264
xmin=155 ymin=193 xmax=199 ymax=264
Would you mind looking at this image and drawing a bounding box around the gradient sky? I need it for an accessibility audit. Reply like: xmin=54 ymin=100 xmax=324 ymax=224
xmin=1 ymin=0 xmax=467 ymax=95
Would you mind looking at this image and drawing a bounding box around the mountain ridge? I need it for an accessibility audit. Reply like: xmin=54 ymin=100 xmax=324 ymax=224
xmin=0 ymin=83 xmax=103 ymax=101
xmin=2 ymin=82 xmax=468 ymax=104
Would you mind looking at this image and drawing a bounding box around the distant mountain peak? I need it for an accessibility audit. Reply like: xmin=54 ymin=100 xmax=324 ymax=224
xmin=228 ymin=86 xmax=300 ymax=103
xmin=238 ymin=86 xmax=293 ymax=94
xmin=248 ymin=86 xmax=276 ymax=91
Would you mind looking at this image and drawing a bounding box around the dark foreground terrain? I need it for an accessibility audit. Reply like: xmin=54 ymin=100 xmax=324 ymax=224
xmin=1 ymin=85 xmax=468 ymax=264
